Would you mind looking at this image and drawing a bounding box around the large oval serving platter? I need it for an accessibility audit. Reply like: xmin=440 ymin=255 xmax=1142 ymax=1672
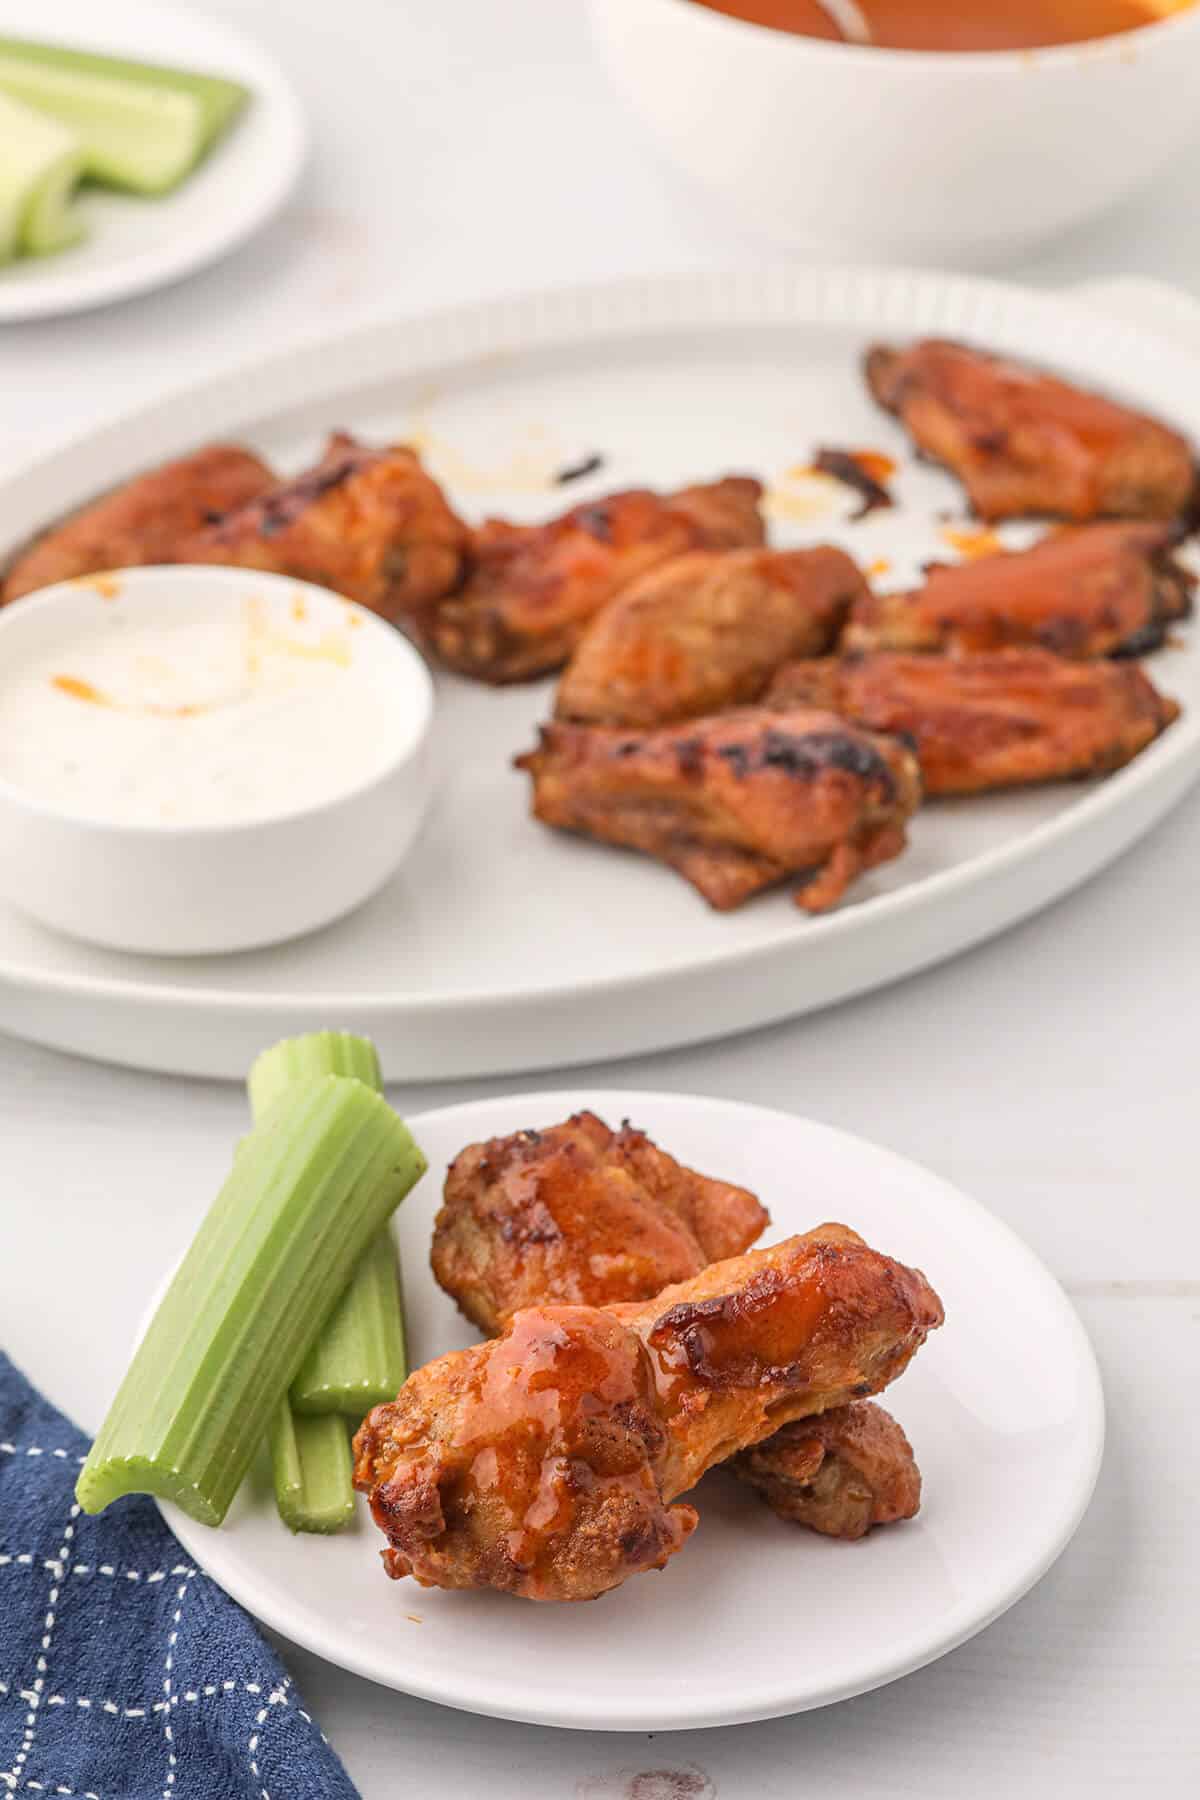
xmin=156 ymin=1091 xmax=1105 ymax=1731
xmin=2 ymin=268 xmax=1199 ymax=1078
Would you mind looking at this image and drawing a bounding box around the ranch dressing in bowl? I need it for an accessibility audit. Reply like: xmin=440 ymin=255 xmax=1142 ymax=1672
xmin=0 ymin=566 xmax=434 ymax=954
xmin=0 ymin=586 xmax=410 ymax=828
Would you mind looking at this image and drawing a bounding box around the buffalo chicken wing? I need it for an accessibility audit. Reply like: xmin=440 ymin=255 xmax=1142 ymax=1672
xmin=730 ymin=1401 xmax=921 ymax=1539
xmin=181 ymin=432 xmax=470 ymax=620
xmin=867 ymin=338 xmax=1196 ymax=523
xmin=424 ymin=477 xmax=765 ymax=683
xmin=353 ymin=1226 xmax=944 ymax=1600
xmin=2 ymin=445 xmax=276 ymax=602
xmin=516 ymin=707 xmax=921 ymax=912
xmin=843 ymin=522 xmax=1193 ymax=660
xmin=767 ymin=648 xmax=1178 ymax=795
xmin=555 ymin=545 xmax=866 ymax=727
xmin=432 ymin=1110 xmax=768 ymax=1334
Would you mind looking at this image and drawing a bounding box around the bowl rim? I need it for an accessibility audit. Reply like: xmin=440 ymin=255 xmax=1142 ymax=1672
xmin=641 ymin=0 xmax=1200 ymax=71
xmin=0 ymin=565 xmax=434 ymax=840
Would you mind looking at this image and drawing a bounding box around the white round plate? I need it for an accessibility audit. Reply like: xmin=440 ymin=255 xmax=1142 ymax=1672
xmin=0 ymin=0 xmax=306 ymax=320
xmin=156 ymin=1090 xmax=1104 ymax=1731
xmin=2 ymin=268 xmax=1200 ymax=1076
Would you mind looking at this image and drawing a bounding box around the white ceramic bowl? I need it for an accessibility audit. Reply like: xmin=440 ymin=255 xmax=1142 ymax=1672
xmin=0 ymin=568 xmax=433 ymax=955
xmin=588 ymin=0 xmax=1200 ymax=262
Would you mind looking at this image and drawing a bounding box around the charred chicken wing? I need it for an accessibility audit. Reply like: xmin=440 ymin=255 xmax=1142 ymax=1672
xmin=767 ymin=648 xmax=1179 ymax=795
xmin=843 ymin=522 xmax=1193 ymax=660
xmin=353 ymin=1226 xmax=944 ymax=1601
xmin=867 ymin=338 xmax=1196 ymax=523
xmin=2 ymin=445 xmax=276 ymax=603
xmin=181 ymin=432 xmax=470 ymax=620
xmin=555 ymin=545 xmax=867 ymax=727
xmin=431 ymin=1110 xmax=769 ymax=1334
xmin=425 ymin=476 xmax=765 ymax=683
xmin=729 ymin=1400 xmax=921 ymax=1540
xmin=516 ymin=707 xmax=920 ymax=913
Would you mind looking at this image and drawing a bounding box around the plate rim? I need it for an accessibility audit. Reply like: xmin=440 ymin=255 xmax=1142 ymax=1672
xmin=157 ymin=1088 xmax=1107 ymax=1732
xmin=0 ymin=0 xmax=308 ymax=322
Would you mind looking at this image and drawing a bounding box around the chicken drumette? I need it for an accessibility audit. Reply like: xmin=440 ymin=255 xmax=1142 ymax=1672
xmin=181 ymin=432 xmax=470 ymax=620
xmin=729 ymin=1401 xmax=921 ymax=1540
xmin=353 ymin=1226 xmax=944 ymax=1601
xmin=843 ymin=522 xmax=1193 ymax=660
xmin=432 ymin=1110 xmax=768 ymax=1335
xmin=554 ymin=545 xmax=866 ymax=727
xmin=867 ymin=338 xmax=1197 ymax=523
xmin=2 ymin=445 xmax=277 ymax=602
xmin=423 ymin=476 xmax=765 ymax=683
xmin=516 ymin=706 xmax=920 ymax=913
xmin=766 ymin=648 xmax=1178 ymax=796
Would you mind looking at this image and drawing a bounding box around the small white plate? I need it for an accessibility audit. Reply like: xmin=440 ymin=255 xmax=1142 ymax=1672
xmin=157 ymin=1091 xmax=1104 ymax=1732
xmin=0 ymin=0 xmax=306 ymax=320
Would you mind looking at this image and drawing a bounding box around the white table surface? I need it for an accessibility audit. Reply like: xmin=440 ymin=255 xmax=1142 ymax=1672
xmin=3 ymin=2 xmax=1199 ymax=1794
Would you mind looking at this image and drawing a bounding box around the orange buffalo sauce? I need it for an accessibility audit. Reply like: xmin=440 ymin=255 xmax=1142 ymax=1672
xmin=691 ymin=0 xmax=1183 ymax=51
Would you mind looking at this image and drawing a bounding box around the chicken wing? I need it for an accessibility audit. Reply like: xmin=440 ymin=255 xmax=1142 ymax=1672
xmin=867 ymin=338 xmax=1196 ymax=523
xmin=352 ymin=1226 xmax=944 ymax=1601
xmin=555 ymin=545 xmax=866 ymax=727
xmin=729 ymin=1401 xmax=921 ymax=1540
xmin=423 ymin=476 xmax=765 ymax=683
xmin=767 ymin=648 xmax=1179 ymax=796
xmin=180 ymin=432 xmax=470 ymax=620
xmin=432 ymin=1110 xmax=768 ymax=1334
xmin=2 ymin=445 xmax=276 ymax=603
xmin=843 ymin=522 xmax=1193 ymax=660
xmin=516 ymin=707 xmax=920 ymax=913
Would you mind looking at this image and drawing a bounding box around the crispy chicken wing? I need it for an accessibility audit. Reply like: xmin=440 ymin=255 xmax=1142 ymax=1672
xmin=353 ymin=1226 xmax=944 ymax=1601
xmin=516 ymin=707 xmax=920 ymax=913
xmin=729 ymin=1401 xmax=921 ymax=1540
xmin=554 ymin=545 xmax=866 ymax=727
xmin=2 ymin=446 xmax=276 ymax=603
xmin=424 ymin=477 xmax=765 ymax=683
xmin=843 ymin=522 xmax=1193 ymax=660
xmin=181 ymin=432 xmax=470 ymax=620
xmin=432 ymin=1110 xmax=769 ymax=1334
xmin=867 ymin=339 xmax=1196 ymax=523
xmin=767 ymin=648 xmax=1179 ymax=796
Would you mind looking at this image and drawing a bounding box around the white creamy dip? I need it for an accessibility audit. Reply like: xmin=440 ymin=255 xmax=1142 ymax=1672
xmin=0 ymin=591 xmax=410 ymax=827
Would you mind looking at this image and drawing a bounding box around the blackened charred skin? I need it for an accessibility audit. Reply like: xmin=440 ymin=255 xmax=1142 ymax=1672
xmin=1111 ymin=619 xmax=1169 ymax=659
xmin=674 ymin=737 xmax=704 ymax=779
xmin=718 ymin=729 xmax=896 ymax=798
xmin=814 ymin=448 xmax=894 ymax=521
xmin=208 ymin=455 xmax=359 ymax=541
xmin=576 ymin=505 xmax=614 ymax=543
xmin=555 ymin=453 xmax=607 ymax=487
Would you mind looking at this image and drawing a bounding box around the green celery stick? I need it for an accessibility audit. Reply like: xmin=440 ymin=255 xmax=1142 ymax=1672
xmin=76 ymin=1076 xmax=427 ymax=1525
xmin=0 ymin=89 xmax=84 ymax=263
xmin=0 ymin=36 xmax=249 ymax=151
xmin=250 ymin=1034 xmax=410 ymax=1417
xmin=291 ymin=1234 xmax=408 ymax=1416
xmin=0 ymin=52 xmax=208 ymax=195
xmin=269 ymin=1403 xmax=355 ymax=1534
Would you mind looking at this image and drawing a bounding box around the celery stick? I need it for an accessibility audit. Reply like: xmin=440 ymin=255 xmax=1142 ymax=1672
xmin=0 ymin=54 xmax=207 ymax=195
xmin=250 ymin=1034 xmax=409 ymax=1417
xmin=269 ymin=1402 xmax=355 ymax=1534
xmin=291 ymin=1233 xmax=408 ymax=1416
xmin=0 ymin=89 xmax=84 ymax=263
xmin=76 ymin=1076 xmax=427 ymax=1525
xmin=249 ymin=1031 xmax=382 ymax=1117
xmin=0 ymin=37 xmax=249 ymax=152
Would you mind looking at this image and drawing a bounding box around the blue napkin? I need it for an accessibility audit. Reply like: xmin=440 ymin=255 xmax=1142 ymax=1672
xmin=0 ymin=1352 xmax=360 ymax=1799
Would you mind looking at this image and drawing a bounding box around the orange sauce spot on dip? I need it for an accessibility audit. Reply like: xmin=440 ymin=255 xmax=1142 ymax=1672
xmin=291 ymin=595 xmax=309 ymax=622
xmin=52 ymin=674 xmax=108 ymax=705
xmin=940 ymin=524 xmax=1005 ymax=561
xmin=847 ymin=450 xmax=896 ymax=484
xmin=866 ymin=557 xmax=892 ymax=579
